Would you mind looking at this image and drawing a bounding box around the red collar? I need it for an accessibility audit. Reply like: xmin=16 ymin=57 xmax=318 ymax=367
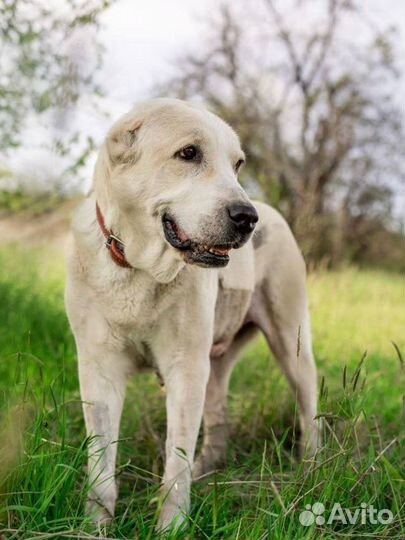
xmin=96 ymin=203 xmax=132 ymax=268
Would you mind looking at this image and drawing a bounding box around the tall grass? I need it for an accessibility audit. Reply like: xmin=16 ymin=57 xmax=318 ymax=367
xmin=0 ymin=249 xmax=404 ymax=539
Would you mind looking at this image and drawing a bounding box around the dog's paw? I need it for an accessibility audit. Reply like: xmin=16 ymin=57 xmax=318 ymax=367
xmin=194 ymin=440 xmax=227 ymax=479
xmin=193 ymin=456 xmax=211 ymax=480
xmin=193 ymin=449 xmax=223 ymax=480
xmin=156 ymin=503 xmax=187 ymax=533
xmin=86 ymin=497 xmax=114 ymax=528
xmin=300 ymin=418 xmax=323 ymax=462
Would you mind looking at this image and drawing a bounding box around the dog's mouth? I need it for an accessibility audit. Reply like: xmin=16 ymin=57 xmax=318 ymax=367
xmin=162 ymin=214 xmax=236 ymax=268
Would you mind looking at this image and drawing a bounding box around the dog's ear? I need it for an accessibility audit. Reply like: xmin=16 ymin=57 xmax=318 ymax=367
xmin=106 ymin=117 xmax=142 ymax=165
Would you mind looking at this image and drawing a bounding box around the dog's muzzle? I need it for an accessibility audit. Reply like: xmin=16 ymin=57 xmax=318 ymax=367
xmin=162 ymin=203 xmax=258 ymax=268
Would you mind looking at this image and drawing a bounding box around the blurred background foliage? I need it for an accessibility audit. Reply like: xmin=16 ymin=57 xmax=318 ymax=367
xmin=0 ymin=0 xmax=112 ymax=191
xmin=0 ymin=0 xmax=404 ymax=269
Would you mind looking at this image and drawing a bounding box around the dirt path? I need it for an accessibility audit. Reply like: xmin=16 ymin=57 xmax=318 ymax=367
xmin=0 ymin=198 xmax=80 ymax=250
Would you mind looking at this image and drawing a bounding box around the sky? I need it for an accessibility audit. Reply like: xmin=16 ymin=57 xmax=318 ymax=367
xmin=98 ymin=0 xmax=218 ymax=105
xmin=98 ymin=0 xmax=405 ymax=107
xmin=4 ymin=0 xmax=405 ymax=213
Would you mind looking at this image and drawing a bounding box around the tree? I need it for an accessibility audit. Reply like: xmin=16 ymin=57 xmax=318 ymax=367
xmin=158 ymin=0 xmax=404 ymax=264
xmin=0 ymin=0 xmax=112 ymax=186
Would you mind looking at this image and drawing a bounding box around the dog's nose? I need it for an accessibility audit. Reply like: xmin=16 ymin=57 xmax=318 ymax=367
xmin=227 ymin=203 xmax=258 ymax=234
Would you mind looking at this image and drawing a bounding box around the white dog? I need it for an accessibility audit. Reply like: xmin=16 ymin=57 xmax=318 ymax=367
xmin=65 ymin=98 xmax=319 ymax=530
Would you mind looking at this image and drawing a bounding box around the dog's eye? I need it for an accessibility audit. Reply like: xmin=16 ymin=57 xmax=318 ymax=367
xmin=235 ymin=159 xmax=245 ymax=172
xmin=176 ymin=145 xmax=200 ymax=161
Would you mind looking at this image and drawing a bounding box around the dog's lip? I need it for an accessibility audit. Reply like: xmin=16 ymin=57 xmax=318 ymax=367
xmin=162 ymin=214 xmax=234 ymax=264
xmin=162 ymin=215 xmax=192 ymax=251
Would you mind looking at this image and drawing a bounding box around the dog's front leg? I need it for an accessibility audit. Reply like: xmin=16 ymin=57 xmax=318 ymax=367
xmin=77 ymin=340 xmax=132 ymax=526
xmin=152 ymin=327 xmax=211 ymax=530
xmin=158 ymin=356 xmax=209 ymax=530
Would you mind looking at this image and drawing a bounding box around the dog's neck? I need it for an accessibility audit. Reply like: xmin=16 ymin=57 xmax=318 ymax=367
xmin=93 ymin=155 xmax=134 ymax=269
xmin=84 ymin=193 xmax=187 ymax=284
xmin=96 ymin=202 xmax=132 ymax=268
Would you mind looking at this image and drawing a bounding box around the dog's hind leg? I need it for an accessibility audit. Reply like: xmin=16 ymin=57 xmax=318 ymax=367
xmin=193 ymin=323 xmax=258 ymax=478
xmin=252 ymin=277 xmax=320 ymax=457
xmin=77 ymin=342 xmax=131 ymax=526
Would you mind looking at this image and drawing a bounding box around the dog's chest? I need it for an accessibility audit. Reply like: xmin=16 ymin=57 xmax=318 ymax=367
xmin=213 ymin=282 xmax=252 ymax=350
xmin=93 ymin=271 xmax=183 ymax=336
xmin=211 ymin=243 xmax=254 ymax=353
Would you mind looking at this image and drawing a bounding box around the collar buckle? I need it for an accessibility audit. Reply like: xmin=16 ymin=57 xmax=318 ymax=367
xmin=105 ymin=233 xmax=124 ymax=250
xmin=96 ymin=202 xmax=131 ymax=267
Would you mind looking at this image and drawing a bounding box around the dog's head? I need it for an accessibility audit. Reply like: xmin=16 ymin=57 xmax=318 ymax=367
xmin=94 ymin=98 xmax=258 ymax=282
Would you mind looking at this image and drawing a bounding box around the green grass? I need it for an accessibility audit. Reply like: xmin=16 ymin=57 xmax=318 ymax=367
xmin=0 ymin=249 xmax=404 ymax=539
xmin=0 ymin=190 xmax=66 ymax=217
